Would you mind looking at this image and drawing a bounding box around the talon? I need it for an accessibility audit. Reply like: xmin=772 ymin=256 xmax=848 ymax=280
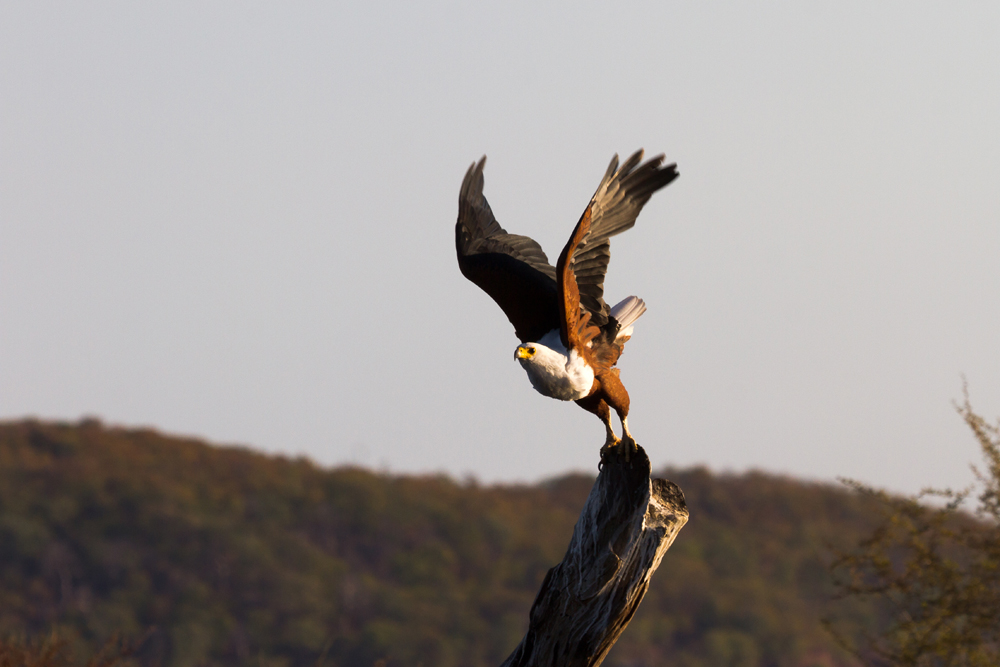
xmin=621 ymin=435 xmax=637 ymax=462
xmin=600 ymin=434 xmax=621 ymax=460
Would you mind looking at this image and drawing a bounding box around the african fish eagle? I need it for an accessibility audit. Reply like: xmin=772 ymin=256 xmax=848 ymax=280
xmin=455 ymin=150 xmax=678 ymax=452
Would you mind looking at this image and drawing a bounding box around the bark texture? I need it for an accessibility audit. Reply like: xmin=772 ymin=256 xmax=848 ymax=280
xmin=500 ymin=443 xmax=689 ymax=667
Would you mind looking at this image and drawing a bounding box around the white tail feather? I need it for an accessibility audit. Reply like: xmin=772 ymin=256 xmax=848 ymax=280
xmin=610 ymin=296 xmax=646 ymax=340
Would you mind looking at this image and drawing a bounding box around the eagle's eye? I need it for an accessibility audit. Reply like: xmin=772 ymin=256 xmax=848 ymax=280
xmin=528 ymin=347 xmax=536 ymax=355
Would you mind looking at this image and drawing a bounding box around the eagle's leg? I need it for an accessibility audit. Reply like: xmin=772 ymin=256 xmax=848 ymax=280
xmin=620 ymin=416 xmax=638 ymax=462
xmin=598 ymin=370 xmax=636 ymax=461
xmin=575 ymin=394 xmax=620 ymax=456
xmin=600 ymin=413 xmax=620 ymax=456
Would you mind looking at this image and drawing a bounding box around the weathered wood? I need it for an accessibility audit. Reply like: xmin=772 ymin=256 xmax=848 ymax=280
xmin=500 ymin=443 xmax=688 ymax=667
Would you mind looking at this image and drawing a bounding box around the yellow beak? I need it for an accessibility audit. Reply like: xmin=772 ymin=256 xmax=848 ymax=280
xmin=515 ymin=345 xmax=533 ymax=360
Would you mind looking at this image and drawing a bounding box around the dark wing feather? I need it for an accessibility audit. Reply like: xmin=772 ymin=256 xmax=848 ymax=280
xmin=456 ymin=157 xmax=560 ymax=342
xmin=572 ymin=150 xmax=679 ymax=324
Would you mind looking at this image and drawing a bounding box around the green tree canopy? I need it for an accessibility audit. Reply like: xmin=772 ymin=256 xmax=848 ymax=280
xmin=828 ymin=390 xmax=1000 ymax=666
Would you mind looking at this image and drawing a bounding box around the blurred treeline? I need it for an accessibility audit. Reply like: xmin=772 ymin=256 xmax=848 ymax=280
xmin=1 ymin=419 xmax=883 ymax=667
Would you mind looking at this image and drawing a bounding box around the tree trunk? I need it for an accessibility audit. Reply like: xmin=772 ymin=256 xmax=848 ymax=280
xmin=500 ymin=443 xmax=689 ymax=667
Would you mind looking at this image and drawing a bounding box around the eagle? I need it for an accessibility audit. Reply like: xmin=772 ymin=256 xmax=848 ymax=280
xmin=455 ymin=149 xmax=679 ymax=453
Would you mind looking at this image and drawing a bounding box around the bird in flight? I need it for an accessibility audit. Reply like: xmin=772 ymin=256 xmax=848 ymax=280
xmin=455 ymin=150 xmax=678 ymax=454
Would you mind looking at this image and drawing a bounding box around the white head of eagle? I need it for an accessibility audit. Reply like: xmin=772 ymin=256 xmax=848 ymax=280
xmin=515 ymin=330 xmax=595 ymax=402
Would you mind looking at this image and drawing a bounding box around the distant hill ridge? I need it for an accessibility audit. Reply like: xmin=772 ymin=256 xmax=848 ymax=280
xmin=0 ymin=419 xmax=875 ymax=667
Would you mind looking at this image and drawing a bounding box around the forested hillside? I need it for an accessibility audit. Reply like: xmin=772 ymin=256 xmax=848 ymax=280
xmin=0 ymin=419 xmax=881 ymax=667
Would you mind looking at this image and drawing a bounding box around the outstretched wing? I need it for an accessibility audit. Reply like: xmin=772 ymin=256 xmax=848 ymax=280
xmin=455 ymin=157 xmax=561 ymax=343
xmin=556 ymin=205 xmax=602 ymax=359
xmin=571 ymin=150 xmax=679 ymax=326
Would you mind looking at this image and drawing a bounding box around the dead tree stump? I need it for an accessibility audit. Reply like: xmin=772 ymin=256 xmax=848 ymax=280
xmin=500 ymin=443 xmax=689 ymax=667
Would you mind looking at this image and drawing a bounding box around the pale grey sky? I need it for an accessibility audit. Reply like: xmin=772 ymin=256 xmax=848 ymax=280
xmin=2 ymin=2 xmax=998 ymax=495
